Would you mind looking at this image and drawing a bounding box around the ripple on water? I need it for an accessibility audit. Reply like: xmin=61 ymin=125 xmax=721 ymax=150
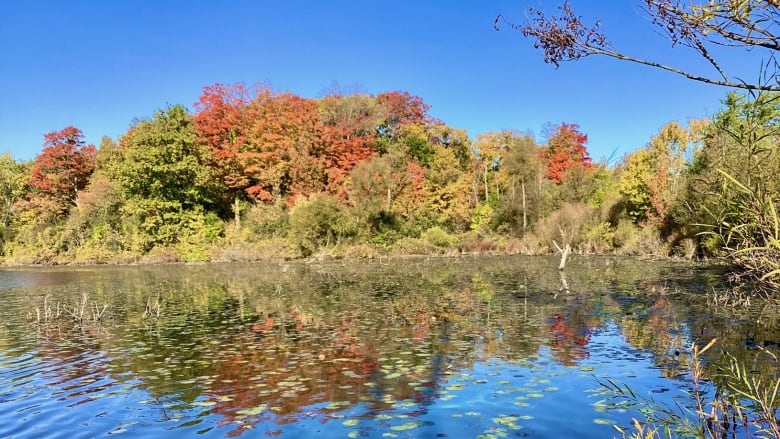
xmin=0 ymin=259 xmax=770 ymax=438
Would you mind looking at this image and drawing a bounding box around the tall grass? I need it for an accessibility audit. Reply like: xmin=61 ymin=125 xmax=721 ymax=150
xmin=602 ymin=339 xmax=780 ymax=439
xmin=699 ymin=169 xmax=780 ymax=294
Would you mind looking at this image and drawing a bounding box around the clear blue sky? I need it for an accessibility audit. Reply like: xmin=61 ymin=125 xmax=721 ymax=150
xmin=0 ymin=1 xmax=765 ymax=162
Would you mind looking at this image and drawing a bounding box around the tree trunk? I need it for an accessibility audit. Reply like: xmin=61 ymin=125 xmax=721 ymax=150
xmin=521 ymin=180 xmax=527 ymax=232
xmin=483 ymin=164 xmax=489 ymax=201
xmin=558 ymin=244 xmax=571 ymax=270
xmin=386 ymin=187 xmax=392 ymax=211
xmin=553 ymin=240 xmax=571 ymax=270
xmin=511 ymin=176 xmax=516 ymax=201
xmin=233 ymin=196 xmax=241 ymax=232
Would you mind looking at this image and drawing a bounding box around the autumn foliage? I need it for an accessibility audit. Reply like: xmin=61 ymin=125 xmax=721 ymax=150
xmin=191 ymin=85 xmax=442 ymax=206
xmin=193 ymin=83 xmax=254 ymax=195
xmin=542 ymin=123 xmax=593 ymax=185
xmin=3 ymin=81 xmax=627 ymax=266
xmin=29 ymin=126 xmax=97 ymax=213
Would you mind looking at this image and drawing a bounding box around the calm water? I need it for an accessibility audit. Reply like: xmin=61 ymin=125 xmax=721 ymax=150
xmin=0 ymin=255 xmax=778 ymax=438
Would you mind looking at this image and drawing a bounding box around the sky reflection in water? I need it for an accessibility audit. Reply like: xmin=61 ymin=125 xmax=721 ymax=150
xmin=0 ymin=256 xmax=775 ymax=438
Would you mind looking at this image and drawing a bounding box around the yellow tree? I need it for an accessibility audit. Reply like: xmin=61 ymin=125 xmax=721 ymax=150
xmin=473 ymin=132 xmax=509 ymax=203
xmin=618 ymin=148 xmax=655 ymax=223
xmin=423 ymin=143 xmax=473 ymax=231
xmin=619 ymin=120 xmax=706 ymax=223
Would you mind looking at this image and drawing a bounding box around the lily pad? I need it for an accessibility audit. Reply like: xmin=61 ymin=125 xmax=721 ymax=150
xmin=391 ymin=421 xmax=420 ymax=431
xmin=191 ymin=400 xmax=216 ymax=407
xmin=236 ymin=404 xmax=267 ymax=416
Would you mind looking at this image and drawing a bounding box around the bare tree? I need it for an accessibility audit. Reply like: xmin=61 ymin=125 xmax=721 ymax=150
xmin=496 ymin=0 xmax=780 ymax=91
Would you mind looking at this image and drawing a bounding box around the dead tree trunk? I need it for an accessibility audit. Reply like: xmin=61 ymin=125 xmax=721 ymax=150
xmin=553 ymin=240 xmax=571 ymax=270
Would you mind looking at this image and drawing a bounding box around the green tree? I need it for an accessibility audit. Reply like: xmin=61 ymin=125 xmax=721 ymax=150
xmin=288 ymin=194 xmax=355 ymax=256
xmin=109 ymin=104 xmax=221 ymax=252
xmin=497 ymin=132 xmax=543 ymax=234
xmin=58 ymin=137 xmax=125 ymax=260
xmin=0 ymin=154 xmax=27 ymax=253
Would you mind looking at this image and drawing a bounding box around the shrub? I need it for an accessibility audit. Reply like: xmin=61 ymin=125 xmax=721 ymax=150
xmin=613 ymin=220 xmax=663 ymax=256
xmin=581 ymin=221 xmax=615 ymax=254
xmin=211 ymin=238 xmax=294 ymax=262
xmin=288 ymin=194 xmax=356 ymax=257
xmin=341 ymin=243 xmax=385 ymax=259
xmin=423 ymin=226 xmax=457 ymax=248
xmin=243 ymin=202 xmax=289 ymax=240
xmin=458 ymin=232 xmax=498 ymax=254
xmin=534 ymin=202 xmax=596 ymax=250
xmin=391 ymin=237 xmax=437 ymax=256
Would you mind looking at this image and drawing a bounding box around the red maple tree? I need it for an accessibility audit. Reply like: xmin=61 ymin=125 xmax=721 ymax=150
xmin=542 ymin=123 xmax=593 ymax=184
xmin=376 ymin=91 xmax=437 ymax=139
xmin=194 ymin=83 xmax=255 ymax=197
xmin=29 ymin=126 xmax=97 ymax=213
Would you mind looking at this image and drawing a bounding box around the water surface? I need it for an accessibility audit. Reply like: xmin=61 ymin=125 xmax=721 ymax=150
xmin=0 ymin=256 xmax=777 ymax=438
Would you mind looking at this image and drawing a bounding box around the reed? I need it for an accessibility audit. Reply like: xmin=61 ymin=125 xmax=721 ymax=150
xmin=698 ymin=169 xmax=780 ymax=295
xmin=143 ymin=293 xmax=163 ymax=318
xmin=603 ymin=338 xmax=780 ymax=439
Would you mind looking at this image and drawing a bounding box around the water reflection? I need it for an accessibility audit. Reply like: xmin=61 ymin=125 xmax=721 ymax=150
xmin=0 ymin=256 xmax=777 ymax=438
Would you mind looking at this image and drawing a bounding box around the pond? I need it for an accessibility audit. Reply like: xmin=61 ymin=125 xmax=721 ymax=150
xmin=0 ymin=255 xmax=778 ymax=438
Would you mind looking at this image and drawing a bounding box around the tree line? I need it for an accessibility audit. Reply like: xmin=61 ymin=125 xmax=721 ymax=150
xmin=0 ymin=83 xmax=778 ymax=290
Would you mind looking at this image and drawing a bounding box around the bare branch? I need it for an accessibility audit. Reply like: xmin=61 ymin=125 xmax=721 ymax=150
xmin=588 ymin=44 xmax=780 ymax=91
xmin=497 ymin=0 xmax=780 ymax=91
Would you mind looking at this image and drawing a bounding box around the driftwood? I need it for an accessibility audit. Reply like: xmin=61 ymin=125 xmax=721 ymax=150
xmin=552 ymin=240 xmax=571 ymax=270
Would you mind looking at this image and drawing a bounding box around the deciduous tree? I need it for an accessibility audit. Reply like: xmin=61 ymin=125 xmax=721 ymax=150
xmin=29 ymin=126 xmax=96 ymax=214
xmin=542 ymin=123 xmax=593 ymax=185
xmin=423 ymin=143 xmax=473 ymax=231
xmin=376 ymin=91 xmax=436 ymax=140
xmin=318 ymin=91 xmax=381 ymax=193
xmin=110 ymin=105 xmax=219 ymax=250
xmin=194 ymin=83 xmax=255 ymax=222
xmin=501 ymin=132 xmax=543 ymax=233
xmin=0 ymin=153 xmax=27 ymax=251
xmin=243 ymin=92 xmax=323 ymax=203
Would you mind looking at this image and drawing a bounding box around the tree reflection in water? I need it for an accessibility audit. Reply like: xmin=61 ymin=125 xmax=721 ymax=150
xmin=2 ymin=256 xmax=778 ymax=437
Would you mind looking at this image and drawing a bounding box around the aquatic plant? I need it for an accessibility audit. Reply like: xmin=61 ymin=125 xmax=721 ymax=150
xmin=603 ymin=339 xmax=780 ymax=439
xmin=30 ymin=295 xmax=62 ymax=323
xmin=143 ymin=293 xmax=163 ymax=318
xmin=28 ymin=293 xmax=109 ymax=324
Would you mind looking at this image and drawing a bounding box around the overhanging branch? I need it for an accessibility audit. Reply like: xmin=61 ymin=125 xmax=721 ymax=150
xmin=585 ymin=45 xmax=780 ymax=91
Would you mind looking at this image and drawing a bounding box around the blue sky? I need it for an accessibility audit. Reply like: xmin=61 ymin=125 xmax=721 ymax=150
xmin=0 ymin=1 xmax=766 ymax=162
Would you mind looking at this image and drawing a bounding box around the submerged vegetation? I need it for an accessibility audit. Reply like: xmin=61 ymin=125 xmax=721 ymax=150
xmin=1 ymin=83 xmax=780 ymax=291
